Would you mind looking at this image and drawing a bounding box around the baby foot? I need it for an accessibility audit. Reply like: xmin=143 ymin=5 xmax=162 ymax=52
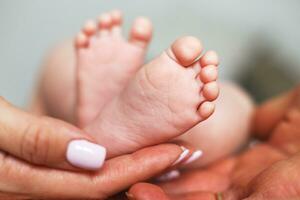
xmin=75 ymin=10 xmax=152 ymax=127
xmin=85 ymin=36 xmax=220 ymax=158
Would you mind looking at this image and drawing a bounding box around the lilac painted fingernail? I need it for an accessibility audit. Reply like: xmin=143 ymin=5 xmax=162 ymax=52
xmin=156 ymin=170 xmax=181 ymax=182
xmin=183 ymin=150 xmax=203 ymax=165
xmin=172 ymin=146 xmax=189 ymax=166
xmin=66 ymin=140 xmax=106 ymax=170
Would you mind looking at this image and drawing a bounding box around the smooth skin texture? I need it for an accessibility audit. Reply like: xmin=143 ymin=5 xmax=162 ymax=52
xmin=179 ymin=82 xmax=254 ymax=168
xmin=254 ymin=85 xmax=300 ymax=139
xmin=0 ymin=142 xmax=184 ymax=199
xmin=0 ymin=97 xmax=104 ymax=171
xmin=127 ymin=85 xmax=300 ymax=200
xmin=32 ymin=40 xmax=253 ymax=169
xmin=31 ymin=11 xmax=252 ymax=169
xmin=84 ymin=36 xmax=219 ymax=158
xmin=30 ymin=10 xmax=152 ymax=125
xmin=75 ymin=10 xmax=153 ymax=127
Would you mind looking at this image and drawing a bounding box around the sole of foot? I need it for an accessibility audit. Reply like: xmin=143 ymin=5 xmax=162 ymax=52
xmin=85 ymin=36 xmax=220 ymax=158
xmin=75 ymin=10 xmax=153 ymax=127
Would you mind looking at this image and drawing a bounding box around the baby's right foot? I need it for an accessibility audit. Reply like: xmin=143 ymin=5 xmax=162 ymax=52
xmin=85 ymin=36 xmax=220 ymax=157
xmin=75 ymin=10 xmax=152 ymax=127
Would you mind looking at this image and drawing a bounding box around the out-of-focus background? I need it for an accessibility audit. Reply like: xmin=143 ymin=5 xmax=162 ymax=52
xmin=0 ymin=0 xmax=299 ymax=107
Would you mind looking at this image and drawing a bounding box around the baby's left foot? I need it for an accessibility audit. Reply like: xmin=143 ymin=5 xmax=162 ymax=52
xmin=85 ymin=36 xmax=220 ymax=157
xmin=75 ymin=10 xmax=152 ymax=127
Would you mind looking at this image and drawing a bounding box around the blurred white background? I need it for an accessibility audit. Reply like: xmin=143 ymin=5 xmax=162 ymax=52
xmin=0 ymin=0 xmax=299 ymax=106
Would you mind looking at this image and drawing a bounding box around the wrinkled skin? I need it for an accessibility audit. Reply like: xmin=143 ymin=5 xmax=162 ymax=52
xmin=127 ymin=86 xmax=300 ymax=200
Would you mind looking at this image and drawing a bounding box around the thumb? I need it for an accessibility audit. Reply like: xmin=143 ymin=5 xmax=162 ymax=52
xmin=128 ymin=183 xmax=171 ymax=200
xmin=0 ymin=97 xmax=106 ymax=171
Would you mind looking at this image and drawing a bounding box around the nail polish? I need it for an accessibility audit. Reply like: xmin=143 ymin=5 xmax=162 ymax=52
xmin=126 ymin=192 xmax=136 ymax=200
xmin=66 ymin=140 xmax=106 ymax=170
xmin=156 ymin=170 xmax=180 ymax=182
xmin=172 ymin=146 xmax=189 ymax=166
xmin=183 ymin=150 xmax=203 ymax=165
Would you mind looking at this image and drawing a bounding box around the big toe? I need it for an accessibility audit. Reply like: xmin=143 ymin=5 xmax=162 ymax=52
xmin=169 ymin=36 xmax=203 ymax=67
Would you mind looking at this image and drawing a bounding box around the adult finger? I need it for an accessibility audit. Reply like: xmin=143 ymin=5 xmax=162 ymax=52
xmin=171 ymin=140 xmax=203 ymax=168
xmin=159 ymin=169 xmax=230 ymax=196
xmin=171 ymin=191 xmax=218 ymax=200
xmin=128 ymin=183 xmax=171 ymax=200
xmin=155 ymin=140 xmax=202 ymax=182
xmin=0 ymin=97 xmax=106 ymax=171
xmin=0 ymin=143 xmax=183 ymax=199
xmin=128 ymin=183 xmax=218 ymax=200
xmin=253 ymin=86 xmax=300 ymax=139
xmin=223 ymin=152 xmax=300 ymax=200
xmin=158 ymin=157 xmax=235 ymax=195
xmin=268 ymin=109 xmax=300 ymax=155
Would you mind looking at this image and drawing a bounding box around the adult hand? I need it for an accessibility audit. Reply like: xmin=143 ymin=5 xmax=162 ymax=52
xmin=0 ymin=96 xmax=106 ymax=171
xmin=0 ymin=97 xmax=185 ymax=199
xmin=0 ymin=143 xmax=183 ymax=200
xmin=128 ymin=86 xmax=300 ymax=200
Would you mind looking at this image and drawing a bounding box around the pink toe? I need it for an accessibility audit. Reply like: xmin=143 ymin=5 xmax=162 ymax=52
xmin=200 ymin=51 xmax=219 ymax=67
xmin=170 ymin=36 xmax=203 ymax=67
xmin=111 ymin=9 xmax=123 ymax=25
xmin=202 ymin=82 xmax=219 ymax=101
xmin=82 ymin=20 xmax=97 ymax=36
xmin=200 ymin=65 xmax=218 ymax=83
xmin=129 ymin=17 xmax=153 ymax=48
xmin=75 ymin=32 xmax=88 ymax=48
xmin=198 ymin=102 xmax=215 ymax=119
xmin=98 ymin=13 xmax=113 ymax=29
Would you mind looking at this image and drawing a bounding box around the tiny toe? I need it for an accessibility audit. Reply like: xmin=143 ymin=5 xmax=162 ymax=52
xmin=169 ymin=36 xmax=203 ymax=67
xmin=98 ymin=13 xmax=113 ymax=36
xmin=198 ymin=101 xmax=215 ymax=119
xmin=111 ymin=9 xmax=123 ymax=25
xmin=82 ymin=20 xmax=97 ymax=36
xmin=75 ymin=32 xmax=88 ymax=48
xmin=110 ymin=10 xmax=123 ymax=35
xmin=98 ymin=13 xmax=113 ymax=28
xmin=200 ymin=65 xmax=218 ymax=83
xmin=202 ymin=82 xmax=219 ymax=101
xmin=200 ymin=50 xmax=219 ymax=67
xmin=129 ymin=17 xmax=153 ymax=48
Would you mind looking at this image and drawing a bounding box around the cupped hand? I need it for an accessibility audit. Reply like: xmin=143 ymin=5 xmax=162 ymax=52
xmin=0 ymin=96 xmax=107 ymax=171
xmin=128 ymin=87 xmax=300 ymax=200
xmin=0 ymin=143 xmax=183 ymax=199
xmin=0 ymin=97 xmax=185 ymax=199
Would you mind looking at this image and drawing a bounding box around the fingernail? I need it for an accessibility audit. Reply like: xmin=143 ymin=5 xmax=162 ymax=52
xmin=156 ymin=170 xmax=180 ymax=182
xmin=249 ymin=140 xmax=260 ymax=148
xmin=183 ymin=150 xmax=203 ymax=165
xmin=126 ymin=192 xmax=136 ymax=200
xmin=66 ymin=140 xmax=106 ymax=170
xmin=172 ymin=146 xmax=189 ymax=166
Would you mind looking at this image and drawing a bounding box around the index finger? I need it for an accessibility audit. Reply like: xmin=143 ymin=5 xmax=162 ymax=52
xmin=0 ymin=144 xmax=183 ymax=199
xmin=0 ymin=97 xmax=106 ymax=171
